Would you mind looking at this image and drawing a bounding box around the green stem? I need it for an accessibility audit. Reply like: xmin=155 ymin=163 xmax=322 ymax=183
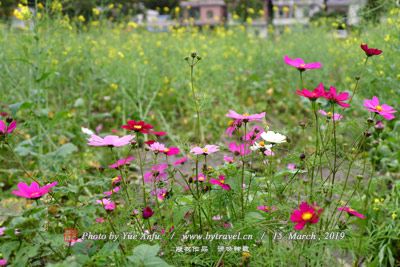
xmin=190 ymin=61 xmax=203 ymax=143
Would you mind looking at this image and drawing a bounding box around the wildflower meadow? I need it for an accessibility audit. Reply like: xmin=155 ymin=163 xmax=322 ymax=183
xmin=0 ymin=3 xmax=400 ymax=267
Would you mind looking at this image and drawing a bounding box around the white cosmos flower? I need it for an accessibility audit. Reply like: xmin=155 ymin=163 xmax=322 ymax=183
xmin=81 ymin=127 xmax=94 ymax=136
xmin=250 ymin=141 xmax=273 ymax=151
xmin=261 ymin=131 xmax=287 ymax=144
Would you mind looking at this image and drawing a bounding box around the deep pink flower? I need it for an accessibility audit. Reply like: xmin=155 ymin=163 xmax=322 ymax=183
xmin=163 ymin=146 xmax=180 ymax=156
xmin=96 ymin=198 xmax=116 ymax=211
xmin=338 ymin=206 xmax=366 ymax=219
xmin=0 ymin=227 xmax=5 ymax=236
xmin=257 ymin=205 xmax=276 ymax=213
xmin=173 ymin=157 xmax=187 ymax=166
xmin=95 ymin=217 xmax=105 ymax=223
xmin=243 ymin=125 xmax=264 ymax=144
xmin=226 ymin=110 xmax=265 ymax=123
xmin=87 ymin=134 xmax=134 ymax=147
xmin=0 ymin=259 xmax=7 ymax=266
xmin=375 ymin=120 xmax=384 ymax=130
xmin=192 ymin=173 xmax=206 ymax=182
xmin=103 ymin=186 xmax=120 ymax=196
xmin=108 ymin=156 xmax=135 ymax=169
xmin=296 ymin=83 xmax=326 ymax=100
xmin=12 ymin=181 xmax=57 ymax=199
xmin=151 ymin=188 xmax=168 ymax=201
xmin=0 ymin=119 xmax=16 ymax=135
xmin=228 ymin=142 xmax=251 ymax=156
xmin=121 ymin=120 xmax=153 ymax=133
xmin=225 ymin=119 xmax=242 ymax=136
xmin=290 ymin=202 xmax=323 ymax=230
xmin=284 ymin=55 xmax=322 ymax=71
xmin=323 ymin=86 xmax=350 ymax=108
xmin=363 ymin=96 xmax=396 ymax=120
xmin=68 ymin=238 xmax=83 ymax=246
xmin=360 ymin=43 xmax=382 ymax=57
xmin=209 ymin=175 xmax=231 ymax=191
xmin=142 ymin=206 xmax=154 ymax=219
xmin=223 ymin=155 xmax=234 ymax=163
xmin=112 ymin=176 xmax=122 ymax=185
xmin=319 ymin=110 xmax=343 ymax=121
xmin=190 ymin=145 xmax=219 ymax=155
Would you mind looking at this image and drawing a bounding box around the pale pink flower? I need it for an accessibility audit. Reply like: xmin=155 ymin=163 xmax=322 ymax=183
xmin=363 ymin=96 xmax=396 ymax=120
xmin=87 ymin=134 xmax=134 ymax=147
xmin=96 ymin=198 xmax=116 ymax=211
xmin=190 ymin=145 xmax=219 ymax=155
xmin=103 ymin=186 xmax=120 ymax=196
xmin=228 ymin=142 xmax=251 ymax=156
xmin=108 ymin=156 xmax=135 ymax=169
xmin=284 ymin=55 xmax=322 ymax=71
xmin=226 ymin=110 xmax=265 ymax=123
xmin=319 ymin=110 xmax=343 ymax=121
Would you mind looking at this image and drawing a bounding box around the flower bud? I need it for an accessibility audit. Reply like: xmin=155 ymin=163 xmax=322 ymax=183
xmin=364 ymin=131 xmax=372 ymax=137
xmin=191 ymin=52 xmax=197 ymax=58
xmin=6 ymin=117 xmax=13 ymax=124
xmin=300 ymin=153 xmax=306 ymax=160
xmin=367 ymin=118 xmax=374 ymax=124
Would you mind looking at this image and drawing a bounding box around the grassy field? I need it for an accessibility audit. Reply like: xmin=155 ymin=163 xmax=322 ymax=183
xmin=0 ymin=6 xmax=400 ymax=267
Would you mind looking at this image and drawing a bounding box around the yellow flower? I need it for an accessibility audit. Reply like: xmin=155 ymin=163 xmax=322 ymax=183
xmin=110 ymin=83 xmax=119 ymax=90
xmin=392 ymin=212 xmax=397 ymax=220
xmin=247 ymin=8 xmax=255 ymax=14
xmin=78 ymin=15 xmax=85 ymax=22
xmin=37 ymin=3 xmax=44 ymax=9
xmin=108 ymin=4 xmax=114 ymax=9
xmin=13 ymin=4 xmax=32 ymax=20
xmin=175 ymin=7 xmax=180 ymax=14
xmin=246 ymin=17 xmax=253 ymax=25
xmin=282 ymin=6 xmax=289 ymax=13
xmin=128 ymin=21 xmax=138 ymax=29
xmin=163 ymin=6 xmax=170 ymax=13
xmin=92 ymin=8 xmax=100 ymax=16
xmin=384 ymin=34 xmax=390 ymax=42
xmin=232 ymin=13 xmax=240 ymax=20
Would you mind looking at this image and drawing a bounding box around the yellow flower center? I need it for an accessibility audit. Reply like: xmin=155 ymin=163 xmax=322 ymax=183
xmin=301 ymin=212 xmax=313 ymax=221
xmin=228 ymin=120 xmax=234 ymax=126
xmin=300 ymin=64 xmax=306 ymax=68
xmin=243 ymin=113 xmax=250 ymax=116
xmin=259 ymin=141 xmax=265 ymax=147
xmin=220 ymin=179 xmax=225 ymax=184
xmin=375 ymin=105 xmax=383 ymax=112
xmin=348 ymin=208 xmax=355 ymax=212
xmin=133 ymin=125 xmax=142 ymax=129
xmin=203 ymin=148 xmax=208 ymax=153
xmin=327 ymin=112 xmax=332 ymax=117
xmin=164 ymin=148 xmax=170 ymax=153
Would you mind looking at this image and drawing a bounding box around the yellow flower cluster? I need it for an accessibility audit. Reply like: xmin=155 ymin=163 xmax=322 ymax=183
xmin=13 ymin=4 xmax=32 ymax=21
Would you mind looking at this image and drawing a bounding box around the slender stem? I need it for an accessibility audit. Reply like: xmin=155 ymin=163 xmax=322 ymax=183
xmin=329 ymin=104 xmax=338 ymax=199
xmin=299 ymin=70 xmax=304 ymax=89
xmin=106 ymin=213 xmax=126 ymax=255
xmin=136 ymin=145 xmax=147 ymax=207
xmin=111 ymin=148 xmax=131 ymax=203
xmin=349 ymin=56 xmax=369 ymax=103
xmin=310 ymin=101 xmax=319 ymax=201
xmin=190 ymin=61 xmax=203 ymax=143
xmin=241 ymin=123 xmax=247 ymax=218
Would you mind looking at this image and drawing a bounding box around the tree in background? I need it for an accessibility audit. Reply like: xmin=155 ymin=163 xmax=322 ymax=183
xmin=360 ymin=0 xmax=395 ymax=23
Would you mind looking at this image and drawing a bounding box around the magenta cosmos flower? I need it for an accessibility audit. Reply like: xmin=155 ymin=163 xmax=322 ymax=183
xmin=360 ymin=43 xmax=382 ymax=57
xmin=284 ymin=55 xmax=322 ymax=71
xmin=142 ymin=206 xmax=154 ymax=219
xmin=363 ymin=96 xmax=396 ymax=120
xmin=190 ymin=145 xmax=219 ymax=156
xmin=296 ymin=83 xmax=326 ymax=101
xmin=290 ymin=202 xmax=323 ymax=230
xmin=226 ymin=110 xmax=265 ymax=123
xmin=96 ymin=198 xmax=116 ymax=211
xmin=12 ymin=181 xmax=57 ymax=199
xmin=228 ymin=142 xmax=251 ymax=156
xmin=108 ymin=156 xmax=135 ymax=169
xmin=87 ymin=134 xmax=134 ymax=147
xmin=319 ymin=110 xmax=343 ymax=121
xmin=0 ymin=259 xmax=7 ymax=266
xmin=257 ymin=205 xmax=276 ymax=213
xmin=338 ymin=206 xmax=366 ymax=219
xmin=243 ymin=125 xmax=264 ymax=144
xmin=144 ymin=163 xmax=168 ymax=183
xmin=173 ymin=157 xmax=187 ymax=166
xmin=103 ymin=186 xmax=120 ymax=196
xmin=0 ymin=119 xmax=16 ymax=135
xmin=149 ymin=142 xmax=180 ymax=156
xmin=209 ymin=175 xmax=231 ymax=191
xmin=226 ymin=119 xmax=242 ymax=136
xmin=223 ymin=155 xmax=234 ymax=163
xmin=323 ymin=86 xmax=350 ymax=108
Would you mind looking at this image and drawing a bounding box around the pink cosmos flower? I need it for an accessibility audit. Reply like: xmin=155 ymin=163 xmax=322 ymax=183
xmin=209 ymin=175 xmax=231 ymax=191
xmin=87 ymin=134 xmax=134 ymax=147
xmin=0 ymin=259 xmax=7 ymax=266
xmin=173 ymin=157 xmax=187 ymax=166
xmin=323 ymin=86 xmax=350 ymax=108
xmin=287 ymin=163 xmax=297 ymax=170
xmin=144 ymin=163 xmax=168 ymax=183
xmin=0 ymin=227 xmax=5 ymax=236
xmin=190 ymin=145 xmax=219 ymax=155
xmin=151 ymin=188 xmax=168 ymax=201
xmin=142 ymin=206 xmax=154 ymax=219
xmin=243 ymin=125 xmax=264 ymax=144
xmin=96 ymin=198 xmax=116 ymax=211
xmin=363 ymin=96 xmax=396 ymax=120
xmin=264 ymin=150 xmax=275 ymax=156
xmin=296 ymin=83 xmax=326 ymax=101
xmin=0 ymin=119 xmax=16 ymax=135
xmin=290 ymin=202 xmax=323 ymax=230
xmin=108 ymin=156 xmax=135 ymax=169
xmin=103 ymin=186 xmax=120 ymax=196
xmin=360 ymin=43 xmax=382 ymax=57
xmin=68 ymin=238 xmax=83 ymax=246
xmin=228 ymin=142 xmax=251 ymax=156
xmin=257 ymin=206 xmax=276 ymax=213
xmin=284 ymin=55 xmax=322 ymax=71
xmin=12 ymin=181 xmax=57 ymax=199
xmin=319 ymin=110 xmax=343 ymax=121
xmin=338 ymin=206 xmax=366 ymax=219
xmin=192 ymin=173 xmax=206 ymax=182
xmin=212 ymin=215 xmax=222 ymax=221
xmin=112 ymin=176 xmax=122 ymax=185
xmin=225 ymin=119 xmax=242 ymax=136
xmin=226 ymin=110 xmax=265 ymax=123
xmin=149 ymin=142 xmax=180 ymax=156
xmin=95 ymin=217 xmax=105 ymax=223
xmin=223 ymin=155 xmax=234 ymax=163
